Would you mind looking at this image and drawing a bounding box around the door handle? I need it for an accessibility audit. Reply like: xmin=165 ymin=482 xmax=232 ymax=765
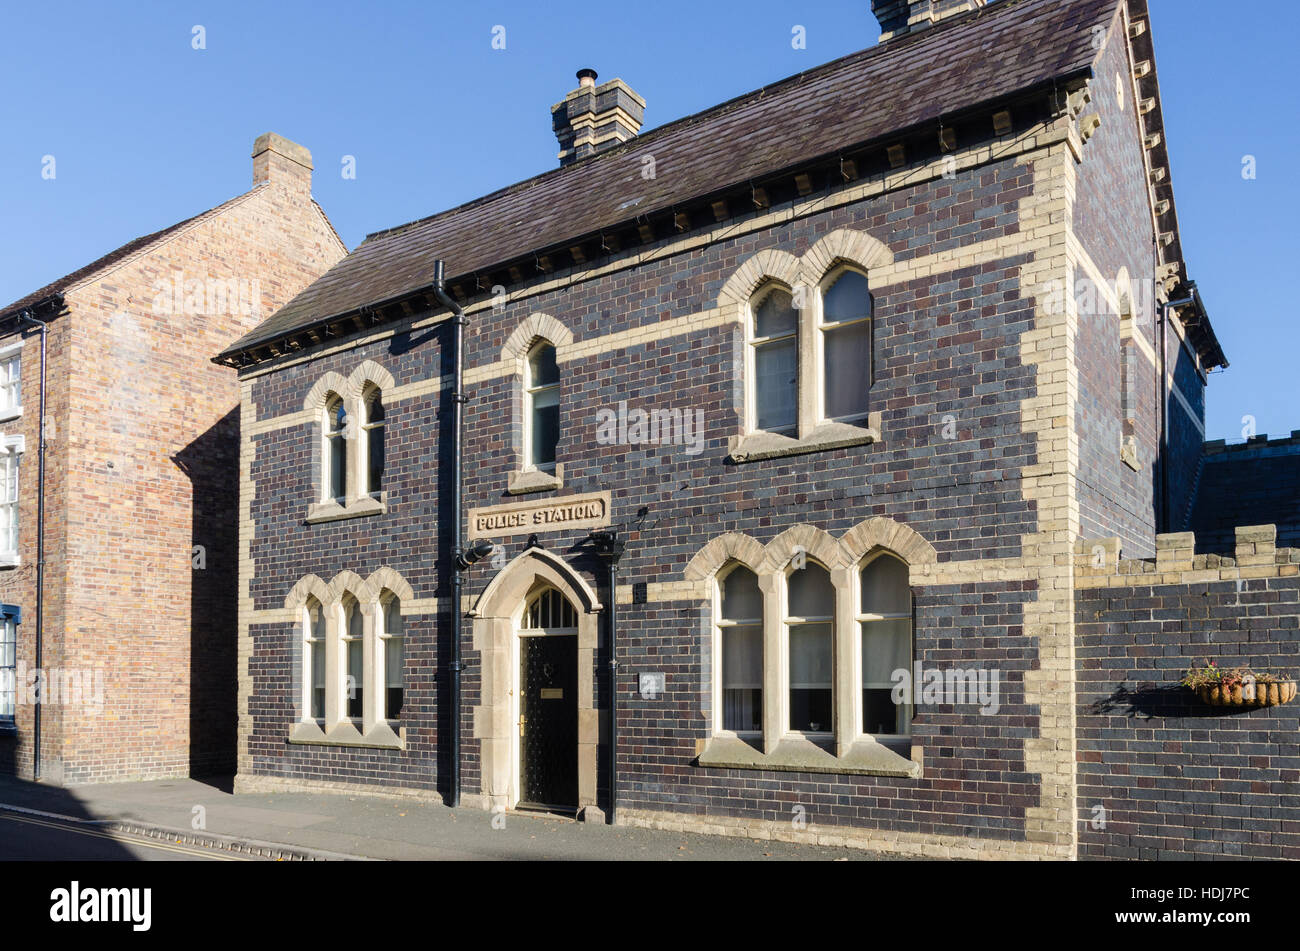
xmin=519 ymin=715 xmax=526 ymax=737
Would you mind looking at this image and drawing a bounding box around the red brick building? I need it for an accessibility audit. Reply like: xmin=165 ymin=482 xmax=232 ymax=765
xmin=0 ymin=134 xmax=346 ymax=784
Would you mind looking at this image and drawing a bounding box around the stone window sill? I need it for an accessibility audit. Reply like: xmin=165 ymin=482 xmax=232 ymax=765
xmin=697 ymin=733 xmax=919 ymax=778
xmin=0 ymin=552 xmax=19 ymax=568
xmin=507 ymin=463 xmax=564 ymax=496
xmin=727 ymin=414 xmax=882 ymax=464
xmin=0 ymin=408 xmax=21 ymax=425
xmin=306 ymin=493 xmax=387 ymax=524
xmin=288 ymin=719 xmax=406 ymax=750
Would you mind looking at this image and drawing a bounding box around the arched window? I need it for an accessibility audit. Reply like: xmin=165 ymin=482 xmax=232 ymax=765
xmin=522 ymin=586 xmax=577 ymax=631
xmin=820 ymin=269 xmax=872 ymax=422
xmin=786 ymin=562 xmax=834 ymax=734
xmin=717 ymin=564 xmax=762 ymax=734
xmin=362 ymin=385 xmax=385 ymax=499
xmin=526 ymin=342 xmax=560 ymax=470
xmin=381 ymin=594 xmax=404 ymax=720
xmin=749 ymin=285 xmax=799 ymax=434
xmin=342 ymin=595 xmax=364 ymax=719
xmin=859 ymin=554 xmax=912 ymax=736
xmin=324 ymin=394 xmax=348 ymax=503
xmin=304 ymin=597 xmax=326 ymax=720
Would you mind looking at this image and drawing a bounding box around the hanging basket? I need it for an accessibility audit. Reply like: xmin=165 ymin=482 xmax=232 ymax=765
xmin=1194 ymin=681 xmax=1296 ymax=708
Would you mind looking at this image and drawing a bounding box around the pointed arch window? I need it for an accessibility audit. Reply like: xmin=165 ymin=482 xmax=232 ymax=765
xmin=324 ymin=394 xmax=348 ymax=503
xmin=717 ymin=564 xmax=762 ymax=734
xmin=858 ymin=554 xmax=912 ymax=737
xmin=522 ymin=586 xmax=577 ymax=632
xmin=362 ymin=385 xmax=385 ymax=498
xmin=342 ymin=595 xmax=364 ymax=720
xmin=381 ymin=594 xmax=404 ymax=720
xmin=786 ymin=562 xmax=834 ymax=734
xmin=303 ymin=597 xmax=326 ymax=721
xmin=819 ymin=268 xmax=872 ymax=422
xmin=526 ymin=343 xmax=560 ymax=470
xmin=748 ymin=285 xmax=799 ymax=434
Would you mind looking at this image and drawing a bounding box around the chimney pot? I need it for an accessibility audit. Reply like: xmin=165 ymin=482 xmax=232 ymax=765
xmin=252 ymin=132 xmax=313 ymax=193
xmin=552 ymin=70 xmax=646 ymax=167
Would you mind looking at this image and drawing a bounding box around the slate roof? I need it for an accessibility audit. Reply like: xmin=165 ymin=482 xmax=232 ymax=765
xmin=1186 ymin=435 xmax=1300 ymax=554
xmin=220 ymin=0 xmax=1120 ymax=360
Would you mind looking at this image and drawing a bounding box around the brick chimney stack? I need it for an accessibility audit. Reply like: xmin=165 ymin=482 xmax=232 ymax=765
xmin=252 ymin=132 xmax=313 ymax=193
xmin=551 ymin=69 xmax=646 ymax=167
xmin=872 ymin=0 xmax=986 ymax=41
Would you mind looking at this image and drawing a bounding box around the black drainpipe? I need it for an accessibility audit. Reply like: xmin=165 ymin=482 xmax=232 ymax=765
xmin=1158 ymin=285 xmax=1196 ymax=535
xmin=17 ymin=310 xmax=48 ymax=782
xmin=592 ymin=530 xmax=625 ymax=824
xmin=431 ymin=261 xmax=466 ymax=808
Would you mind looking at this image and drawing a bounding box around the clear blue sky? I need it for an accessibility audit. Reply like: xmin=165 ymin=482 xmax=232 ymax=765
xmin=1 ymin=0 xmax=1295 ymax=442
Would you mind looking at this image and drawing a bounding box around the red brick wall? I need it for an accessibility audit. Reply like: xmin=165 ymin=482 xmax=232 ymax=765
xmin=0 ymin=161 xmax=345 ymax=783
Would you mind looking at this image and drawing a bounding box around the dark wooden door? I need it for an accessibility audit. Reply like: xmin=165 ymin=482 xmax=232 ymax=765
xmin=520 ymin=635 xmax=578 ymax=809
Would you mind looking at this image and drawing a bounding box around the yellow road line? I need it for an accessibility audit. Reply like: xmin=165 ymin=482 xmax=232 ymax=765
xmin=0 ymin=812 xmax=251 ymax=861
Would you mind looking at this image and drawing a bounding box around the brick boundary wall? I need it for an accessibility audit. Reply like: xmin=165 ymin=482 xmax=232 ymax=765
xmin=1075 ymin=524 xmax=1300 ymax=859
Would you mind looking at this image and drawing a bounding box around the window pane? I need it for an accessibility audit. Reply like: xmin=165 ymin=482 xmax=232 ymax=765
xmin=531 ymin=387 xmax=559 ymax=467
xmin=823 ymin=320 xmax=871 ymax=419
xmin=0 ymin=668 xmax=13 ymax=718
xmin=861 ymin=556 xmax=911 ymax=615
xmin=329 ymin=435 xmax=346 ymax=500
xmin=823 ymin=271 xmax=870 ymax=323
xmin=347 ymin=638 xmax=363 ymax=718
xmin=366 ymin=393 xmax=385 ymax=423
xmin=787 ymin=564 xmax=833 ymax=618
xmin=864 ymin=688 xmax=907 ymax=736
xmin=721 ymin=567 xmax=761 ymax=620
xmin=754 ymin=289 xmax=798 ymax=338
xmin=310 ymin=641 xmax=325 ymax=719
xmin=385 ymin=637 xmax=404 ymax=719
xmin=367 ymin=423 xmax=384 ymax=494
xmin=755 ymin=339 xmax=797 ymax=432
xmin=528 ymin=345 xmax=559 ymax=386
xmin=789 ymin=622 xmax=832 ymax=732
xmin=861 ymin=618 xmax=911 ymax=686
xmin=722 ymin=621 xmax=761 ymax=733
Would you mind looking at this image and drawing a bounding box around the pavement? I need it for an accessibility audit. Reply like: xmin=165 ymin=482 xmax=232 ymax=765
xmin=0 ymin=774 xmax=907 ymax=861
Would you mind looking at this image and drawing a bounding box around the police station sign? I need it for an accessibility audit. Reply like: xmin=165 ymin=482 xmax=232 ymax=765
xmin=468 ymin=491 xmax=611 ymax=540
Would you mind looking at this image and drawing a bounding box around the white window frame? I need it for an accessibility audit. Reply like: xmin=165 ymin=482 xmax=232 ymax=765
xmin=853 ymin=552 xmax=914 ymax=742
xmin=0 ymin=433 xmax=24 ymax=566
xmin=745 ymin=283 xmax=800 ymax=436
xmin=323 ymin=393 xmax=348 ymax=504
xmin=781 ymin=559 xmax=835 ymax=739
xmin=0 ymin=342 xmax=22 ymax=422
xmin=814 ymin=265 xmax=873 ymax=427
xmin=523 ymin=341 xmax=560 ymax=473
xmin=302 ymin=599 xmax=325 ymax=722
xmin=712 ymin=563 xmax=764 ymax=739
xmin=378 ymin=594 xmax=404 ymax=722
xmin=360 ymin=385 xmax=384 ymax=499
xmin=340 ymin=596 xmax=365 ymax=723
